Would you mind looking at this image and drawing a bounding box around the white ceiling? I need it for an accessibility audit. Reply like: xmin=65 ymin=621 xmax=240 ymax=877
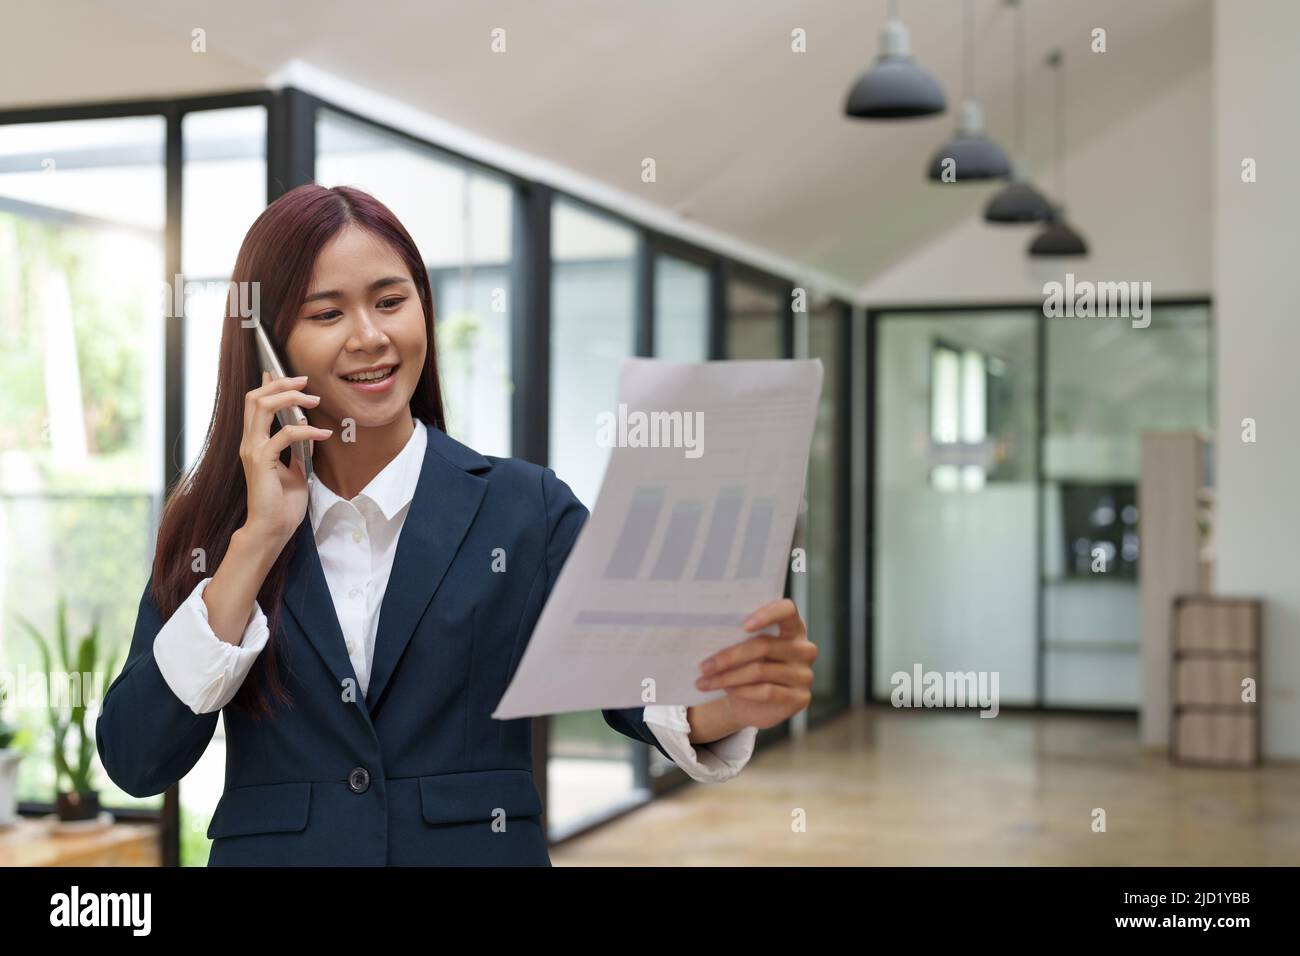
xmin=28 ymin=0 xmax=1213 ymax=295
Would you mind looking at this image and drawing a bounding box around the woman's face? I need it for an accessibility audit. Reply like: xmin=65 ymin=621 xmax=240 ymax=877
xmin=284 ymin=224 xmax=427 ymax=430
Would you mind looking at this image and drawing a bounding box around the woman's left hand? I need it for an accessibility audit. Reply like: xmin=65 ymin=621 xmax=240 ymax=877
xmin=692 ymin=598 xmax=816 ymax=734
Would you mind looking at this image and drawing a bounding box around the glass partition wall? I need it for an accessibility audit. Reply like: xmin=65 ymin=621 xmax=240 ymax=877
xmin=871 ymin=304 xmax=1213 ymax=710
xmin=1041 ymin=304 xmax=1212 ymax=706
xmin=0 ymin=88 xmax=855 ymax=862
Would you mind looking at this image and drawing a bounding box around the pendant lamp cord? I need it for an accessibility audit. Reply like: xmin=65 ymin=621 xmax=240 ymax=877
xmin=888 ymin=0 xmax=899 ymax=20
xmin=1057 ymin=50 xmax=1066 ymax=203
xmin=1014 ymin=0 xmax=1025 ymax=156
xmin=1046 ymin=48 xmax=1064 ymax=204
xmin=964 ymin=0 xmax=974 ymax=102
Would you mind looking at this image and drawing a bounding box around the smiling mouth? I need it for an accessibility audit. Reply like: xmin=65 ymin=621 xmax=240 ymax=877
xmin=340 ymin=365 xmax=397 ymax=383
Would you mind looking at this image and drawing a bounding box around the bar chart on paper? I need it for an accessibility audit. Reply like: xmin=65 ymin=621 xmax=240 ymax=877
xmin=603 ymin=486 xmax=775 ymax=582
xmin=493 ymin=358 xmax=824 ymax=719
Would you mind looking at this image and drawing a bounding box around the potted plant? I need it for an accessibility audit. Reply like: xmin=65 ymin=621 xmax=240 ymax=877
xmin=16 ymin=599 xmax=118 ymax=822
xmin=0 ymin=688 xmax=34 ymax=827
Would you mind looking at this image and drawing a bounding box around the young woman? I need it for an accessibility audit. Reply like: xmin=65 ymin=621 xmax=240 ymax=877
xmin=95 ymin=184 xmax=816 ymax=866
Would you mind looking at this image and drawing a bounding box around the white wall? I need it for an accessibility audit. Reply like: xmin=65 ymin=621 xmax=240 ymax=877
xmin=1213 ymin=0 xmax=1300 ymax=760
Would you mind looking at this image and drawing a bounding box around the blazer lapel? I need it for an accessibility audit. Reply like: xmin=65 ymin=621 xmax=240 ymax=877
xmin=282 ymin=520 xmax=363 ymax=704
xmin=365 ymin=424 xmax=490 ymax=714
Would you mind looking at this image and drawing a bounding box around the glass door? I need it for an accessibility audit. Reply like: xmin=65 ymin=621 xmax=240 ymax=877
xmin=873 ymin=311 xmax=1040 ymax=707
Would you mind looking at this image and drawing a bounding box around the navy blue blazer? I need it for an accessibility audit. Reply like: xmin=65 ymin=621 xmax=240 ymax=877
xmin=95 ymin=422 xmax=677 ymax=866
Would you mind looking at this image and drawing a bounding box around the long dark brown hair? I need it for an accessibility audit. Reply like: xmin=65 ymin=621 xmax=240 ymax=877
xmin=152 ymin=184 xmax=446 ymax=719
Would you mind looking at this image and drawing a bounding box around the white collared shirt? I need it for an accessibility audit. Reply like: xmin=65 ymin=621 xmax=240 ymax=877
xmin=152 ymin=420 xmax=756 ymax=783
xmin=307 ymin=418 xmax=427 ymax=698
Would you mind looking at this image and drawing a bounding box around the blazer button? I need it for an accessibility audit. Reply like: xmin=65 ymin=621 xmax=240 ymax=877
xmin=348 ymin=767 xmax=370 ymax=794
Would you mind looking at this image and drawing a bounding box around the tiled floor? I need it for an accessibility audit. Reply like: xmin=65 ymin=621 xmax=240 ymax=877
xmin=552 ymin=706 xmax=1300 ymax=865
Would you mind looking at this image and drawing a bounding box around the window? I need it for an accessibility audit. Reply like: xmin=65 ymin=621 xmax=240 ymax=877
xmin=547 ymin=197 xmax=639 ymax=835
xmin=799 ymin=301 xmax=850 ymax=720
xmin=176 ymin=106 xmax=268 ymax=865
xmin=0 ymin=115 xmax=167 ymax=814
xmin=317 ymin=108 xmax=513 ymax=457
xmin=653 ymin=253 xmax=709 ymax=362
xmin=181 ymin=107 xmax=268 ymax=468
xmin=929 ymin=340 xmax=1013 ymax=491
xmin=726 ymin=277 xmax=784 ymax=359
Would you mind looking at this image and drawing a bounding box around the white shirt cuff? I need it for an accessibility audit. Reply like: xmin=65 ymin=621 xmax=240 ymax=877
xmin=642 ymin=703 xmax=757 ymax=783
xmin=152 ymin=577 xmax=270 ymax=715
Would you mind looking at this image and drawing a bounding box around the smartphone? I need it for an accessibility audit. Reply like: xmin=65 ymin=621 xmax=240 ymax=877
xmin=252 ymin=322 xmax=314 ymax=480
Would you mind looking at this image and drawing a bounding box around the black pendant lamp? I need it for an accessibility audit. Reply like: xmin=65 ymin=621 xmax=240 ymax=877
xmin=986 ymin=172 xmax=1053 ymax=222
xmin=1028 ymin=50 xmax=1088 ymax=256
xmin=928 ymin=0 xmax=1011 ymax=181
xmin=1028 ymin=206 xmax=1088 ymax=255
xmin=845 ymin=0 xmax=946 ymax=119
xmin=985 ymin=0 xmax=1052 ymax=222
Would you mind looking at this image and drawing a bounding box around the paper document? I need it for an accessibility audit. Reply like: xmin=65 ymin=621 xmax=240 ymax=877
xmin=492 ymin=358 xmax=824 ymax=719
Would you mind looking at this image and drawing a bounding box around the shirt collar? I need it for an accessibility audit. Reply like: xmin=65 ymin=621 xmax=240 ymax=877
xmin=308 ymin=418 xmax=427 ymax=535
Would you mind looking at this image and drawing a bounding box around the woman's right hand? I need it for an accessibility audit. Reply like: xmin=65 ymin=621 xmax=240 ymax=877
xmin=239 ymin=371 xmax=332 ymax=551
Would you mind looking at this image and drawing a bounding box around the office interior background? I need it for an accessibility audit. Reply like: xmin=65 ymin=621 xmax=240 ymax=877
xmin=0 ymin=0 xmax=1296 ymax=866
